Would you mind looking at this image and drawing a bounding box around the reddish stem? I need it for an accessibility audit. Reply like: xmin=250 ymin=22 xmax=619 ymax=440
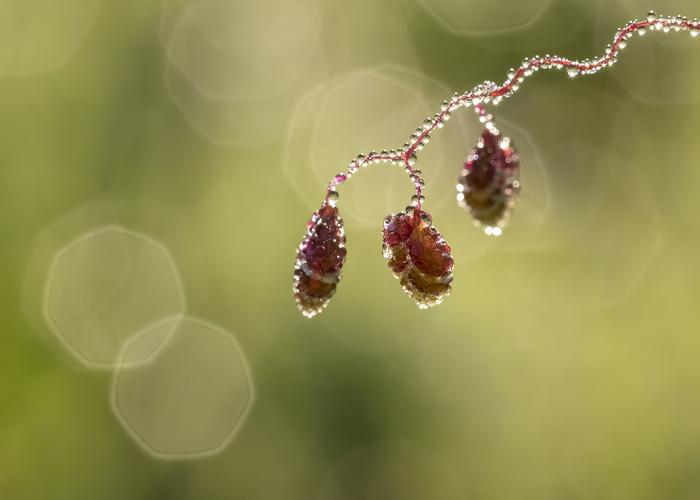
xmin=322 ymin=13 xmax=699 ymax=212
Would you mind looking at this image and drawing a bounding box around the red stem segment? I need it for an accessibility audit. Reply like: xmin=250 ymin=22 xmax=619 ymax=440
xmin=323 ymin=13 xmax=700 ymax=211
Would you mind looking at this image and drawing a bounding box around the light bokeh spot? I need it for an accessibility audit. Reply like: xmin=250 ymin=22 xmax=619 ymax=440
xmin=284 ymin=65 xmax=479 ymax=228
xmin=43 ymin=226 xmax=185 ymax=368
xmin=417 ymin=0 xmax=552 ymax=35
xmin=487 ymin=144 xmax=663 ymax=312
xmin=23 ymin=199 xmax=120 ymax=359
xmin=111 ymin=317 xmax=254 ymax=459
xmin=165 ymin=0 xmax=325 ymax=146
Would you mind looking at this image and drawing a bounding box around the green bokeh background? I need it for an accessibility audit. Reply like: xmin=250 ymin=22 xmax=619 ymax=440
xmin=3 ymin=0 xmax=700 ymax=498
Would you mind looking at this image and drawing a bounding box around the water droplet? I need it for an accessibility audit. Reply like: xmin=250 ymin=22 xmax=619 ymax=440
xmin=411 ymin=195 xmax=425 ymax=206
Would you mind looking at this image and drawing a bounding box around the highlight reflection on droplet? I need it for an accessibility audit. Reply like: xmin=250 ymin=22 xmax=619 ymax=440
xmin=111 ymin=317 xmax=254 ymax=460
xmin=43 ymin=226 xmax=185 ymax=368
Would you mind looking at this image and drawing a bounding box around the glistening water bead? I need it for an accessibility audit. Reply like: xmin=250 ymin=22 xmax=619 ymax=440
xmin=291 ymin=12 xmax=700 ymax=317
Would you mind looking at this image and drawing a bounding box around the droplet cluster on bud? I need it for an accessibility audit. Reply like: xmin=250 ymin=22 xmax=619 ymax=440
xmin=293 ymin=203 xmax=347 ymax=318
xmin=382 ymin=209 xmax=454 ymax=309
xmin=457 ymin=127 xmax=520 ymax=234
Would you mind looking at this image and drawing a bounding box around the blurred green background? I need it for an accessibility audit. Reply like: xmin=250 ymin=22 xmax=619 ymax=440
xmin=2 ymin=0 xmax=700 ymax=498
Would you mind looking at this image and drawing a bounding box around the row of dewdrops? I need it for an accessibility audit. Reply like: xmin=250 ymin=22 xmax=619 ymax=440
xmin=326 ymin=12 xmax=700 ymax=200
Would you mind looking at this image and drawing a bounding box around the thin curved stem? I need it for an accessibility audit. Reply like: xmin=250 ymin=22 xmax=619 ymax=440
xmin=322 ymin=12 xmax=700 ymax=211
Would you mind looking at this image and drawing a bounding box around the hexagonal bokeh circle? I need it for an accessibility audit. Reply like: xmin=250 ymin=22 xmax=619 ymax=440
xmin=111 ymin=316 xmax=254 ymax=459
xmin=164 ymin=0 xmax=326 ymax=147
xmin=43 ymin=226 xmax=185 ymax=369
xmin=487 ymin=142 xmax=663 ymax=313
xmin=0 ymin=0 xmax=101 ymax=74
xmin=417 ymin=0 xmax=553 ymax=36
xmin=283 ymin=65 xmax=480 ymax=228
xmin=167 ymin=0 xmax=321 ymax=101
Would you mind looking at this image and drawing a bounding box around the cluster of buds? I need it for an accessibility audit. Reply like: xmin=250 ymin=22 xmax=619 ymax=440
xmin=292 ymin=11 xmax=700 ymax=317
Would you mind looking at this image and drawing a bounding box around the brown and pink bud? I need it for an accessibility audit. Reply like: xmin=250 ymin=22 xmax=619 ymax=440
xmin=293 ymin=203 xmax=347 ymax=318
xmin=383 ymin=208 xmax=453 ymax=309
